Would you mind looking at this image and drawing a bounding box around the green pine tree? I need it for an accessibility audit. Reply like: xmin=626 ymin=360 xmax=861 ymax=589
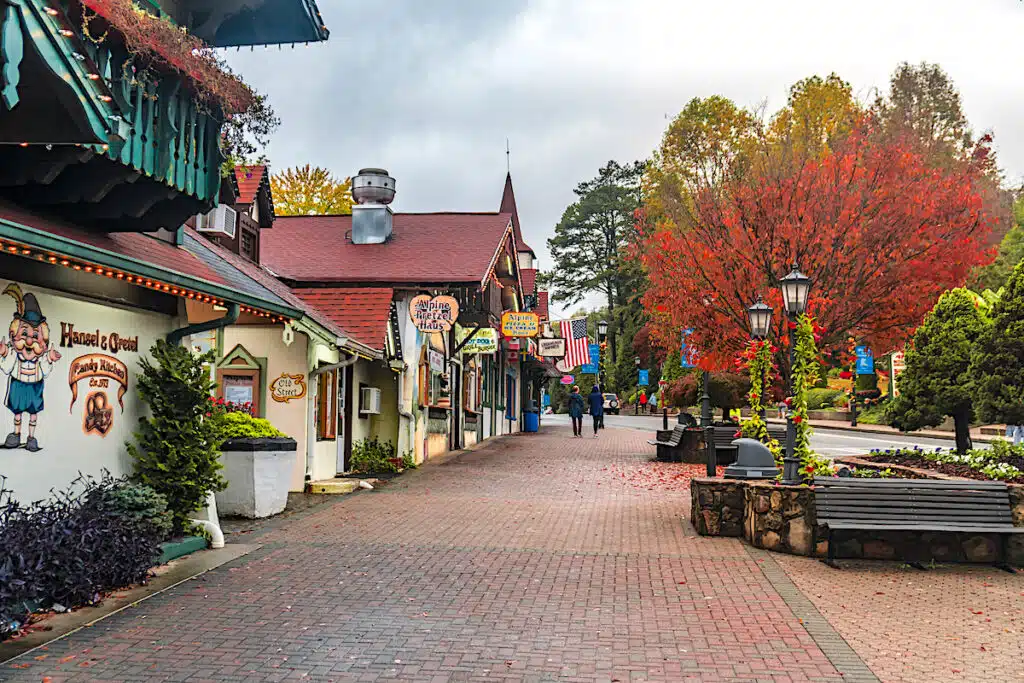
xmin=127 ymin=340 xmax=226 ymax=533
xmin=887 ymin=288 xmax=990 ymax=453
xmin=971 ymin=260 xmax=1024 ymax=427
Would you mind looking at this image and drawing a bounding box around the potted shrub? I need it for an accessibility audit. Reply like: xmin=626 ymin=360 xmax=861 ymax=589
xmin=213 ymin=402 xmax=296 ymax=518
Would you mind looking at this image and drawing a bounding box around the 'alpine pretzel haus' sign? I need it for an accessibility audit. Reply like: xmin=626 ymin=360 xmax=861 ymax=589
xmin=410 ymin=295 xmax=460 ymax=332
xmin=537 ymin=337 xmax=565 ymax=358
xmin=501 ymin=311 xmax=539 ymax=338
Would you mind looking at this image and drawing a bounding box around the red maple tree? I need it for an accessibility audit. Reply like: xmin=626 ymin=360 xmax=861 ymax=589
xmin=638 ymin=122 xmax=996 ymax=371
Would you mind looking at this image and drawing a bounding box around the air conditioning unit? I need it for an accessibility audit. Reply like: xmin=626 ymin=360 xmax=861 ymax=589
xmin=196 ymin=205 xmax=237 ymax=239
xmin=360 ymin=386 xmax=382 ymax=415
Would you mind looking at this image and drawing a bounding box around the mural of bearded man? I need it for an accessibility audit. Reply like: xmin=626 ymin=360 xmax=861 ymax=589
xmin=0 ymin=284 xmax=61 ymax=451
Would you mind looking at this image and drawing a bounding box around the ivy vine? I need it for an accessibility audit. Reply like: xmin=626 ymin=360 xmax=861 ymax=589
xmin=789 ymin=314 xmax=833 ymax=481
xmin=737 ymin=339 xmax=782 ymax=464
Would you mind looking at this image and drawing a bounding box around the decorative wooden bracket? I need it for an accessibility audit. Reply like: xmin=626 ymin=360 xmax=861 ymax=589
xmin=1 ymin=3 xmax=24 ymax=110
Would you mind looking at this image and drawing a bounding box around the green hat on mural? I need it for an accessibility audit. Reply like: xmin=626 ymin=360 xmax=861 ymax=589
xmin=16 ymin=293 xmax=45 ymax=326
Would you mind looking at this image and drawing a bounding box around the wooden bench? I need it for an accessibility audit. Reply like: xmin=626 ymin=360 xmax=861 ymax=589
xmin=814 ymin=477 xmax=1023 ymax=571
xmin=648 ymin=425 xmax=686 ymax=461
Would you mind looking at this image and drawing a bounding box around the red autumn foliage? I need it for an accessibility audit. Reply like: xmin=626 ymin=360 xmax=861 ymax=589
xmin=80 ymin=0 xmax=254 ymax=114
xmin=638 ymin=122 xmax=995 ymax=370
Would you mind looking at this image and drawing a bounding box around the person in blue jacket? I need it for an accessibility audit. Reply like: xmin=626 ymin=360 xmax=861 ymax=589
xmin=588 ymin=385 xmax=605 ymax=437
xmin=567 ymin=385 xmax=585 ymax=438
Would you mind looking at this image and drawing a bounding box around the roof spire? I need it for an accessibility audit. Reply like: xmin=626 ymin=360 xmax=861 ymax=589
xmin=506 ymin=138 xmax=510 ymax=174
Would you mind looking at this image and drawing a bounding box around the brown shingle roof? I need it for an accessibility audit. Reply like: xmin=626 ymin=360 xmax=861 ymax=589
xmin=261 ymin=212 xmax=513 ymax=285
xmin=292 ymin=288 xmax=393 ymax=350
xmin=521 ymin=268 xmax=537 ymax=295
xmin=537 ymin=290 xmax=549 ymax=321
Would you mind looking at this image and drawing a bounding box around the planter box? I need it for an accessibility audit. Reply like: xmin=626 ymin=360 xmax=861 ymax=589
xmin=216 ymin=437 xmax=298 ymax=519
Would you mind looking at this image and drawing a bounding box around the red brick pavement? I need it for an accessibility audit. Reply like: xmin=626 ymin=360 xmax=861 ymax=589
xmin=5 ymin=427 xmax=845 ymax=682
xmin=775 ymin=554 xmax=1024 ymax=682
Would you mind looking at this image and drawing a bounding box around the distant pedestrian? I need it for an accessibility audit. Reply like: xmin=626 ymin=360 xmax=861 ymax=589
xmin=650 ymin=392 xmax=658 ymax=413
xmin=639 ymin=392 xmax=648 ymax=414
xmin=777 ymin=401 xmax=786 ymax=419
xmin=1007 ymin=424 xmax=1023 ymax=446
xmin=588 ymin=385 xmax=605 ymax=437
xmin=567 ymin=385 xmax=585 ymax=438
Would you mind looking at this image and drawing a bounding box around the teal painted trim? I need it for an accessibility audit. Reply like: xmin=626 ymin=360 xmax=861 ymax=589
xmin=158 ymin=535 xmax=208 ymax=564
xmin=167 ymin=302 xmax=239 ymax=346
xmin=174 ymin=226 xmax=185 ymax=246
xmin=1 ymin=5 xmax=25 ymax=110
xmin=0 ymin=217 xmax=304 ymax=319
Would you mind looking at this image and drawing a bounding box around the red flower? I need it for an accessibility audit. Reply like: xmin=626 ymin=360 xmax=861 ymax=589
xmin=838 ymin=370 xmax=852 ymax=380
xmin=784 ymin=397 xmax=793 ymax=407
xmin=793 ymin=415 xmax=804 ymax=424
xmin=733 ymin=431 xmax=742 ymax=438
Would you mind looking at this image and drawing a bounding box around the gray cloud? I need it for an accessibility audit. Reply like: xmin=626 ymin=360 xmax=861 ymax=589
xmin=226 ymin=0 xmax=1024 ymax=319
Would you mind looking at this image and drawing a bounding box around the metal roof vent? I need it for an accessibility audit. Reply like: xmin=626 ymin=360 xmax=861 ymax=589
xmin=351 ymin=168 xmax=395 ymax=245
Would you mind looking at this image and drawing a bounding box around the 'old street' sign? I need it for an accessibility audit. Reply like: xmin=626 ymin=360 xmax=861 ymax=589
xmin=270 ymin=373 xmax=307 ymax=403
xmin=501 ymin=311 xmax=539 ymax=338
xmin=410 ymin=295 xmax=459 ymax=332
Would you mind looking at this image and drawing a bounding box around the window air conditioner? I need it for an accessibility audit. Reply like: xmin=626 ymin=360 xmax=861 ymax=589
xmin=360 ymin=387 xmax=382 ymax=415
xmin=196 ymin=205 xmax=237 ymax=239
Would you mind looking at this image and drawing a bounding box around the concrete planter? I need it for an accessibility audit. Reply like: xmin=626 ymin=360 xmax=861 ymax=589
xmin=215 ymin=437 xmax=298 ymax=519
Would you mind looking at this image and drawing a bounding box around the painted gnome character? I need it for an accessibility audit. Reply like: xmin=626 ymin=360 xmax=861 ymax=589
xmin=0 ymin=284 xmax=61 ymax=451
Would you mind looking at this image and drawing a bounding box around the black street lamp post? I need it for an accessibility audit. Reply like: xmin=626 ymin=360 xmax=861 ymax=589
xmin=634 ymin=356 xmax=641 ymax=414
xmin=746 ymin=295 xmax=774 ymax=421
xmin=779 ymin=265 xmax=812 ymax=485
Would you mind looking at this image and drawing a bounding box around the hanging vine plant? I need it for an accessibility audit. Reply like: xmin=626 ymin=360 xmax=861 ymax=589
xmin=77 ymin=0 xmax=280 ymax=173
xmin=789 ymin=314 xmax=834 ymax=481
xmin=736 ymin=339 xmax=782 ymax=464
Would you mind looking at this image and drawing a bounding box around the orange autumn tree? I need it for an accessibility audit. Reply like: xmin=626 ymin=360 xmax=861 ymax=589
xmin=638 ymin=79 xmax=997 ymax=374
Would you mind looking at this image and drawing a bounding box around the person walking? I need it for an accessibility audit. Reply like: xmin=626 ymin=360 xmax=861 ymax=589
xmin=638 ymin=391 xmax=648 ymax=415
xmin=650 ymin=392 xmax=658 ymax=413
xmin=588 ymin=385 xmax=605 ymax=437
xmin=567 ymin=385 xmax=585 ymax=438
xmin=1007 ymin=423 xmax=1023 ymax=446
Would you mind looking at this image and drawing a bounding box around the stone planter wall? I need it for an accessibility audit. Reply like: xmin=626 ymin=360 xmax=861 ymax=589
xmin=216 ymin=437 xmax=297 ymax=519
xmin=690 ymin=479 xmax=745 ymax=536
xmin=693 ymin=477 xmax=1024 ymax=565
xmin=744 ymin=483 xmax=824 ymax=556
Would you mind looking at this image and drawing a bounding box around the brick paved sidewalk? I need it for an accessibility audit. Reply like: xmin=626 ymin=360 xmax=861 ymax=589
xmin=4 ymin=425 xmax=852 ymax=682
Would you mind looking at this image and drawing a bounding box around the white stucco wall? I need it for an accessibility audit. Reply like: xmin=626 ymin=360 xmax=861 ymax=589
xmin=0 ymin=281 xmax=175 ymax=504
xmin=221 ymin=325 xmax=311 ymax=491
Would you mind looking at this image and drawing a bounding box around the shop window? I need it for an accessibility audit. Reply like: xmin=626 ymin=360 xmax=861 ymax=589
xmin=216 ymin=344 xmax=263 ymax=416
xmin=241 ymin=231 xmax=256 ymax=262
xmin=317 ymin=370 xmax=338 ymax=440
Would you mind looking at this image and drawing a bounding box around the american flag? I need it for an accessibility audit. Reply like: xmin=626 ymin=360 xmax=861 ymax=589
xmin=561 ymin=318 xmax=591 ymax=370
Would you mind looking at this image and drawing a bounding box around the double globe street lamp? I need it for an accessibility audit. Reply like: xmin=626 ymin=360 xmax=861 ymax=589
xmin=745 ymin=266 xmax=812 ymax=484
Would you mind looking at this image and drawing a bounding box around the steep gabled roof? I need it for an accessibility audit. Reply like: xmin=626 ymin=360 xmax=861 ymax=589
xmin=500 ymin=172 xmax=533 ymax=256
xmin=234 ymin=165 xmax=269 ymax=206
xmin=261 ymin=212 xmax=514 ymax=286
xmin=520 ymin=268 xmax=537 ymax=295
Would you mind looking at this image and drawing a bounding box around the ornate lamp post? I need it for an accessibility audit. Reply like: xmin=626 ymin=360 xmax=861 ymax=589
xmin=779 ymin=265 xmax=812 ymax=484
xmin=746 ymin=295 xmax=774 ymax=420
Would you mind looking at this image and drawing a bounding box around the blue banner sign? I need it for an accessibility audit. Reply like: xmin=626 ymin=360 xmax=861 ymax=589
xmin=855 ymin=346 xmax=874 ymax=375
xmin=681 ymin=328 xmax=695 ymax=368
xmin=638 ymin=369 xmax=649 ymax=386
xmin=581 ymin=343 xmax=600 ymax=374
xmin=542 ymin=394 xmax=551 ymax=407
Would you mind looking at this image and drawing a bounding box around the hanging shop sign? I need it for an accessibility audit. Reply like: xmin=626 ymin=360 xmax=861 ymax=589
xmin=410 ymin=295 xmax=460 ymax=332
xmin=537 ymin=338 xmax=566 ymax=358
xmin=501 ymin=311 xmax=539 ymax=338
xmin=428 ymin=348 xmax=445 ymax=373
xmin=560 ymin=375 xmax=574 ymax=385
xmin=459 ymin=328 xmax=498 ymax=354
xmin=270 ymin=373 xmax=307 ymax=403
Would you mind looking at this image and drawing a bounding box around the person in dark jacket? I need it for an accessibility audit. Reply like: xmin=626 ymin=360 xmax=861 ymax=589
xmin=567 ymin=386 xmax=585 ymax=437
xmin=588 ymin=385 xmax=605 ymax=437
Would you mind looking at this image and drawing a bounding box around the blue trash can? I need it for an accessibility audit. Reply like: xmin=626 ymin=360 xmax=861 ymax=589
xmin=524 ymin=411 xmax=539 ymax=433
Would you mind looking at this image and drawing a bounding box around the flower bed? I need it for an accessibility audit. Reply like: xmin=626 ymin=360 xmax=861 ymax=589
xmin=864 ymin=442 xmax=1024 ymax=483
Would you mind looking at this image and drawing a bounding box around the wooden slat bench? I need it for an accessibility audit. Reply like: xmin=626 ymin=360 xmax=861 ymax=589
xmin=814 ymin=477 xmax=1023 ymax=571
xmin=648 ymin=425 xmax=686 ymax=461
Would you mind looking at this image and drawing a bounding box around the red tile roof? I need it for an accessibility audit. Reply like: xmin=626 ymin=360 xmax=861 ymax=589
xmin=520 ymin=268 xmax=537 ymax=295
xmin=234 ymin=166 xmax=267 ymax=205
xmin=0 ymin=201 xmax=229 ymax=286
xmin=182 ymin=228 xmax=348 ymax=341
xmin=292 ymin=288 xmax=394 ymax=350
xmin=261 ymin=213 xmax=514 ymax=285
xmin=537 ymin=290 xmax=549 ymax=321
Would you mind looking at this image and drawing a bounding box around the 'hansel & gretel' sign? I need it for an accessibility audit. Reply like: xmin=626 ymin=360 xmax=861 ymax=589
xmin=501 ymin=311 xmax=539 ymax=338
xmin=410 ymin=295 xmax=460 ymax=332
xmin=270 ymin=373 xmax=307 ymax=403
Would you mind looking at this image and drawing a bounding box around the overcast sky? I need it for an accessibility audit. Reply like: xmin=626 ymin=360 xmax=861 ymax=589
xmin=227 ymin=0 xmax=1024 ymax=319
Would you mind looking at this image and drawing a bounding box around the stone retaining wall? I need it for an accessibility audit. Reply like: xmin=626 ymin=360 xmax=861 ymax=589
xmin=691 ymin=477 xmax=1024 ymax=564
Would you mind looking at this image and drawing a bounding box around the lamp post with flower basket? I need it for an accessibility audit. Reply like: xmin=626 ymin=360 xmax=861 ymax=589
xmin=779 ymin=265 xmax=812 ymax=484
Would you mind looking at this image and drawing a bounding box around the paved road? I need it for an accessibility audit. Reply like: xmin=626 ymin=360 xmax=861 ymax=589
xmin=542 ymin=413 xmax=960 ymax=458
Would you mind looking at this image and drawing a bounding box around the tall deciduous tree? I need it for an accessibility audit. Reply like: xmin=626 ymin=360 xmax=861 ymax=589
xmin=270 ymin=165 xmax=353 ymax=216
xmin=971 ymin=261 xmax=1024 ymax=427
xmin=639 ymin=88 xmax=996 ymax=373
xmin=973 ymin=196 xmax=1024 ymax=291
xmin=546 ymin=160 xmax=646 ymax=377
xmin=887 ymin=289 xmax=989 ymax=453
